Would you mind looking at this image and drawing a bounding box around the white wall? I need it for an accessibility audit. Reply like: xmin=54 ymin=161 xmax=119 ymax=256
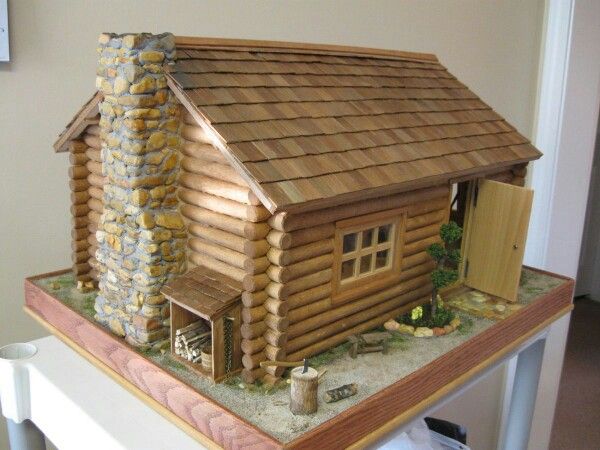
xmin=0 ymin=1 xmax=544 ymax=449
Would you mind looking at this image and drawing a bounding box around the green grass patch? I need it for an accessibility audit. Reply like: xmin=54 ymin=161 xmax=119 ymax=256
xmin=457 ymin=316 xmax=474 ymax=335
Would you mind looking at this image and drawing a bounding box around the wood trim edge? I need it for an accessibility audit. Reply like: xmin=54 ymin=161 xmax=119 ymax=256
xmin=344 ymin=304 xmax=573 ymax=450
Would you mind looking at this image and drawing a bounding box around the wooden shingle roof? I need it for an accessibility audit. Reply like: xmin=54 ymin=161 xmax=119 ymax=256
xmin=168 ymin=37 xmax=541 ymax=214
xmin=161 ymin=266 xmax=242 ymax=320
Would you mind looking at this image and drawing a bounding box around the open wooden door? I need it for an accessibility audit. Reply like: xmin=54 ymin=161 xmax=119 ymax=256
xmin=462 ymin=179 xmax=533 ymax=302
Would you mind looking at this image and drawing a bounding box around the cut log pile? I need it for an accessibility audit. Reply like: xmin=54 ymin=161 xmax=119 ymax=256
xmin=174 ymin=320 xmax=211 ymax=363
xmin=178 ymin=116 xmax=271 ymax=383
xmin=68 ymin=120 xmax=105 ymax=284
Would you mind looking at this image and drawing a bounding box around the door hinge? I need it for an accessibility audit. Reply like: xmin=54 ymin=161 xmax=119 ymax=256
xmin=464 ymin=259 xmax=470 ymax=278
xmin=473 ymin=183 xmax=479 ymax=208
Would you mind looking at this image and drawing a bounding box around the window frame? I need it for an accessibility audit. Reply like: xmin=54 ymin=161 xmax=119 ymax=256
xmin=332 ymin=207 xmax=407 ymax=305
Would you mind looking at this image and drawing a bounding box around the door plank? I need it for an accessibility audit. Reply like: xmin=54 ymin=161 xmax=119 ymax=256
xmin=464 ymin=179 xmax=533 ymax=301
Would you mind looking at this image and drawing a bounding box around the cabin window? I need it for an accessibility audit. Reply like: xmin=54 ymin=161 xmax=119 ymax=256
xmin=333 ymin=208 xmax=406 ymax=303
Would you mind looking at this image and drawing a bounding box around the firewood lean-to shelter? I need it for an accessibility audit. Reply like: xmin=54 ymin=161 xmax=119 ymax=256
xmin=54 ymin=33 xmax=541 ymax=384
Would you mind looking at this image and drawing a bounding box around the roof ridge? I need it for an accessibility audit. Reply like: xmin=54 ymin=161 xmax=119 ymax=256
xmin=174 ymin=36 xmax=438 ymax=63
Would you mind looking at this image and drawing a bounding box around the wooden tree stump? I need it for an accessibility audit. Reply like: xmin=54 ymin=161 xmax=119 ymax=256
xmin=290 ymin=366 xmax=318 ymax=415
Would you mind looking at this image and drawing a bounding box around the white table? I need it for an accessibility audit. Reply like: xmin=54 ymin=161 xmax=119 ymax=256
xmin=1 ymin=330 xmax=549 ymax=450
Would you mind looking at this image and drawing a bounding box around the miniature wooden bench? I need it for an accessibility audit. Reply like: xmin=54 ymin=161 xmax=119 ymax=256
xmin=347 ymin=331 xmax=391 ymax=358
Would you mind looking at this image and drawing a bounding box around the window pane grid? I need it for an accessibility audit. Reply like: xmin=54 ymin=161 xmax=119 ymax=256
xmin=339 ymin=223 xmax=396 ymax=284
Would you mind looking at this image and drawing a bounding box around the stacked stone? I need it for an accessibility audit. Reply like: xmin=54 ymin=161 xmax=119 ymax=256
xmin=94 ymin=32 xmax=186 ymax=348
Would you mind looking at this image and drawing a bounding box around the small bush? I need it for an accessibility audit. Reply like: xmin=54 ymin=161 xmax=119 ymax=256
xmin=399 ymin=303 xmax=455 ymax=329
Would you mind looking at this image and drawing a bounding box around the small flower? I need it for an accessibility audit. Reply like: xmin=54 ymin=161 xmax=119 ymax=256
xmin=411 ymin=306 xmax=423 ymax=321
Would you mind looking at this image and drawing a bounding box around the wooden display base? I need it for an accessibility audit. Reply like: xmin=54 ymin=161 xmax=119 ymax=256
xmin=24 ymin=267 xmax=573 ymax=450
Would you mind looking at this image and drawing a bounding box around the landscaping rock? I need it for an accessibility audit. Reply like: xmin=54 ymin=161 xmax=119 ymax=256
xmin=414 ymin=327 xmax=434 ymax=338
xmin=384 ymin=319 xmax=400 ymax=331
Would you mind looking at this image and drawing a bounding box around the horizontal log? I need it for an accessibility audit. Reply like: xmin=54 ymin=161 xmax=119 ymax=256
xmin=188 ymin=238 xmax=269 ymax=274
xmin=181 ymin=204 xmax=270 ymax=240
xmin=179 ymin=187 xmax=269 ymax=222
xmin=88 ymin=186 xmax=104 ymax=201
xmin=69 ymin=153 xmax=88 ymax=165
xmin=266 ymin=223 xmax=335 ymax=250
xmin=88 ymin=210 xmax=101 ymax=225
xmin=404 ymin=235 xmax=440 ymax=257
xmin=241 ymin=367 xmax=265 ymax=384
xmin=264 ymin=344 xmax=285 ymax=362
xmin=287 ymin=283 xmax=332 ymax=310
xmin=72 ymin=262 xmax=91 ymax=275
xmin=270 ymin=186 xmax=450 ymax=232
xmin=267 ymin=254 xmax=333 ymax=283
xmin=401 ymin=250 xmax=432 ymax=270
xmin=182 ymin=158 xmax=247 ymax=187
xmin=179 ymin=172 xmax=261 ymax=206
xmin=405 ymin=223 xmax=442 ymax=245
xmin=240 ymin=321 xmax=267 ymax=340
xmin=263 ymin=365 xmax=285 ymax=378
xmin=83 ymin=134 xmax=101 ymax=149
xmin=264 ymin=313 xmax=289 ymax=332
xmin=87 ymin=221 xmax=98 ymax=235
xmin=241 ymin=290 xmax=268 ymax=308
xmin=85 ymin=124 xmax=101 ymax=136
xmin=87 ymin=233 xmax=98 ymax=247
xmin=71 ymin=239 xmax=89 ymax=253
xmin=288 ymin=297 xmax=332 ymax=324
xmin=181 ymin=124 xmax=213 ymax=144
xmin=69 ymin=140 xmax=87 ymax=154
xmin=88 ymin=245 xmax=98 ymax=259
xmin=266 ymin=269 xmax=332 ymax=301
xmin=241 ymin=305 xmax=267 ymax=324
xmin=69 ymin=179 xmax=88 ymax=192
xmin=86 ymin=160 xmax=103 ymax=176
xmin=71 ymin=216 xmax=88 ymax=229
xmin=188 ymin=251 xmax=269 ymax=292
xmin=288 ymin=272 xmax=431 ymax=341
xmin=71 ymin=250 xmax=89 ymax=264
xmin=87 ymin=198 xmax=103 ymax=214
xmin=188 ymin=251 xmax=245 ymax=282
xmin=70 ymin=204 xmax=90 ymax=217
xmin=87 ymin=173 xmax=106 ymax=188
xmin=267 ymin=238 xmax=333 ymax=267
xmin=264 ymin=329 xmax=287 ymax=348
xmin=288 ymin=284 xmax=431 ymax=353
xmin=408 ymin=197 xmax=449 ymax=218
xmin=68 ymin=165 xmax=89 ymax=180
xmin=85 ymin=147 xmax=102 ymax=162
xmin=406 ymin=209 xmax=446 ymax=231
xmin=242 ymin=351 xmax=265 ymax=370
xmin=181 ymin=140 xmax=228 ymax=164
xmin=70 ymin=190 xmax=90 ymax=205
xmin=241 ymin=337 xmax=266 ymax=355
xmin=188 ymin=223 xmax=268 ymax=258
xmin=486 ymin=170 xmax=513 ymax=183
xmin=288 ymin=294 xmax=429 ymax=362
xmin=264 ymin=298 xmax=289 ymax=316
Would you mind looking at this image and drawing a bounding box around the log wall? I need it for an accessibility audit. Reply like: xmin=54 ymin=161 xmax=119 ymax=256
xmin=178 ymin=116 xmax=271 ymax=383
xmin=265 ymin=184 xmax=451 ymax=372
xmin=68 ymin=120 xmax=104 ymax=283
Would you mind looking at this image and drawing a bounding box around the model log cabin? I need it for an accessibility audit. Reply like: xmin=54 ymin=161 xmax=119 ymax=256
xmin=54 ymin=33 xmax=540 ymax=384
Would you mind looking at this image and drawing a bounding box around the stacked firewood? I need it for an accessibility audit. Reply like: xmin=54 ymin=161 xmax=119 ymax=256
xmin=174 ymin=321 xmax=211 ymax=363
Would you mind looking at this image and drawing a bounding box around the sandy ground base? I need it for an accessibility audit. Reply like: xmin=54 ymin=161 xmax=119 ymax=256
xmin=35 ymin=268 xmax=564 ymax=443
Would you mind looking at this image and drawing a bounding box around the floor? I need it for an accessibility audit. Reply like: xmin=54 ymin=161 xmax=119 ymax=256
xmin=549 ymin=297 xmax=600 ymax=449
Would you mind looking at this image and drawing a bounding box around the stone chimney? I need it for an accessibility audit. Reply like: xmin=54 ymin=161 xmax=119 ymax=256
xmin=94 ymin=32 xmax=186 ymax=348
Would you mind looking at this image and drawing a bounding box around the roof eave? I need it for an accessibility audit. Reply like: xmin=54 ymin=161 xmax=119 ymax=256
xmin=271 ymin=154 xmax=541 ymax=216
xmin=54 ymin=92 xmax=102 ymax=153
